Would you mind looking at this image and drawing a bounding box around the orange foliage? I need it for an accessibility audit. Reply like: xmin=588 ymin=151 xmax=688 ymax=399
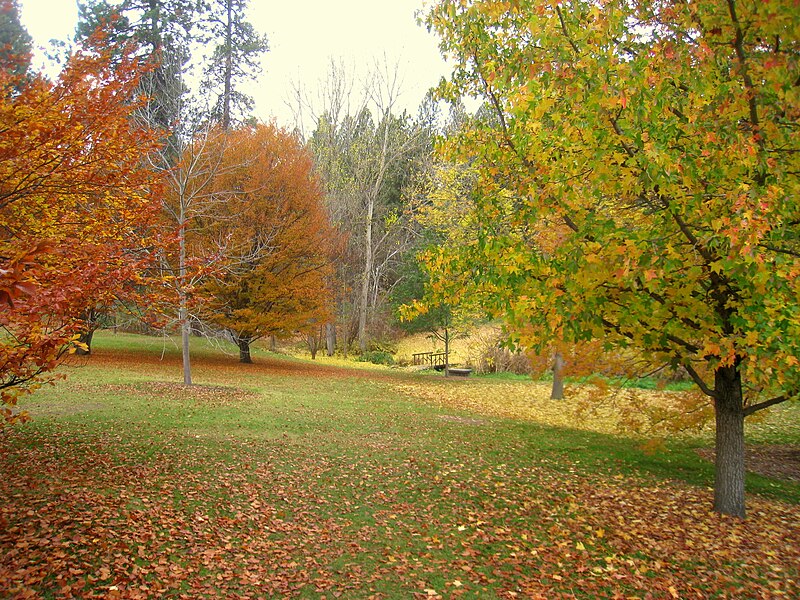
xmin=196 ymin=124 xmax=340 ymax=356
xmin=0 ymin=35 xmax=165 ymax=422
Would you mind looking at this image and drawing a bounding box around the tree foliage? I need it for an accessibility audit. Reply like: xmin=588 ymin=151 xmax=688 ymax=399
xmin=200 ymin=0 xmax=268 ymax=130
xmin=398 ymin=160 xmax=486 ymax=371
xmin=0 ymin=0 xmax=31 ymax=77
xmin=197 ymin=124 xmax=339 ymax=363
xmin=306 ymin=66 xmax=429 ymax=353
xmin=76 ymin=0 xmax=200 ymax=146
xmin=0 ymin=34 xmax=165 ymax=423
xmin=424 ymin=0 xmax=800 ymax=517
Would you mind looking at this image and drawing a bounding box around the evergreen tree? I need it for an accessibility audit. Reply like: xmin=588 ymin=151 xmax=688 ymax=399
xmin=76 ymin=0 xmax=200 ymax=142
xmin=0 ymin=0 xmax=32 ymax=76
xmin=200 ymin=0 xmax=268 ymax=130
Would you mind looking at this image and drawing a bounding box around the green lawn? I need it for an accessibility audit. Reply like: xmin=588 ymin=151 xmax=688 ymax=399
xmin=1 ymin=332 xmax=798 ymax=598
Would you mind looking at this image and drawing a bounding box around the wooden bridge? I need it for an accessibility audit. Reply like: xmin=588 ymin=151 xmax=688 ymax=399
xmin=412 ymin=351 xmax=447 ymax=369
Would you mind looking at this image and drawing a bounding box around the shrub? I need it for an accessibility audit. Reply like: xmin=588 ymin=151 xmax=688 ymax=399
xmin=357 ymin=350 xmax=395 ymax=366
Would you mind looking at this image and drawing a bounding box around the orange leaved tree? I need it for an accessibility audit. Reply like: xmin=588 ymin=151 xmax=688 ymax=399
xmin=197 ymin=124 xmax=339 ymax=362
xmin=0 ymin=36 xmax=164 ymax=423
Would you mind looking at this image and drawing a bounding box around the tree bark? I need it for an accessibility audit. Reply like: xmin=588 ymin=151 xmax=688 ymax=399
xmin=550 ymin=351 xmax=565 ymax=400
xmin=222 ymin=0 xmax=232 ymax=130
xmin=238 ymin=337 xmax=252 ymax=363
xmin=75 ymin=308 xmax=98 ymax=356
xmin=180 ymin=300 xmax=192 ymax=384
xmin=326 ymin=322 xmax=336 ymax=356
xmin=75 ymin=328 xmax=95 ymax=356
xmin=357 ymin=108 xmax=392 ymax=353
xmin=358 ymin=196 xmax=374 ymax=353
xmin=443 ymin=327 xmax=450 ymax=377
xmin=713 ymin=363 xmax=746 ymax=518
xmin=179 ymin=201 xmax=192 ymax=386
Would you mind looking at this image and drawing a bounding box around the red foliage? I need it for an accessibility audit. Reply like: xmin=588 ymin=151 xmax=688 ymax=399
xmin=0 ymin=35 xmax=165 ymax=422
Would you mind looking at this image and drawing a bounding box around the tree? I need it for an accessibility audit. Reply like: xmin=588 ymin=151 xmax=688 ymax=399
xmin=77 ymin=0 xmax=201 ymax=158
xmin=200 ymin=0 xmax=268 ymax=130
xmin=158 ymin=123 xmax=232 ymax=384
xmin=397 ymin=160 xmax=485 ymax=375
xmin=0 ymin=0 xmax=31 ymax=77
xmin=305 ymin=62 xmax=428 ymax=353
xmin=78 ymin=1 xmax=233 ymax=385
xmin=197 ymin=124 xmax=339 ymax=363
xmin=425 ymin=0 xmax=800 ymax=518
xmin=0 ymin=34 xmax=165 ymax=424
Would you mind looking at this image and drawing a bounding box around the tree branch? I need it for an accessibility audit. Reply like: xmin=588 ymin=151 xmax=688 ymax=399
xmin=683 ymin=362 xmax=718 ymax=399
xmin=556 ymin=6 xmax=580 ymax=55
xmin=743 ymin=394 xmax=791 ymax=416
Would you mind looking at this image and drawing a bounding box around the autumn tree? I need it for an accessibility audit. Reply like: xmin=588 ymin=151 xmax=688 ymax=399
xmin=425 ymin=0 xmax=800 ymax=518
xmin=398 ymin=159 xmax=486 ymax=375
xmin=77 ymin=1 xmax=239 ymax=384
xmin=197 ymin=124 xmax=338 ymax=363
xmin=0 ymin=35 xmax=164 ymax=424
xmin=158 ymin=123 xmax=238 ymax=384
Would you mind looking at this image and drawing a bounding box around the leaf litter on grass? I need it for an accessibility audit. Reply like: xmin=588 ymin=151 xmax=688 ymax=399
xmin=2 ymin=425 xmax=798 ymax=598
xmin=1 ymin=348 xmax=799 ymax=598
xmin=394 ymin=377 xmax=797 ymax=443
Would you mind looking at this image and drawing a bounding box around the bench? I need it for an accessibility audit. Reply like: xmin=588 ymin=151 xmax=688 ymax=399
xmin=447 ymin=367 xmax=472 ymax=378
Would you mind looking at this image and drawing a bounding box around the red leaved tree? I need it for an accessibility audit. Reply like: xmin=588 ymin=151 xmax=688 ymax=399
xmin=0 ymin=34 xmax=165 ymax=424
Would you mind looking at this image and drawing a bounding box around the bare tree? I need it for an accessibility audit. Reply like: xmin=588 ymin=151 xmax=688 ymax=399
xmin=298 ymin=60 xmax=426 ymax=353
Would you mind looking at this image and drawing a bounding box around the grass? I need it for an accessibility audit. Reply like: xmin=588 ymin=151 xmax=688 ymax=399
xmin=1 ymin=331 xmax=798 ymax=598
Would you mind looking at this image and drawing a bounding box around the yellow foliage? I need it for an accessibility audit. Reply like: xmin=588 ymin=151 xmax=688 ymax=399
xmin=392 ymin=378 xmax=712 ymax=439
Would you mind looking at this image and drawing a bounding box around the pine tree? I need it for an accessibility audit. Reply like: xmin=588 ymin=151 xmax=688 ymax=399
xmin=0 ymin=0 xmax=32 ymax=77
xmin=200 ymin=0 xmax=268 ymax=130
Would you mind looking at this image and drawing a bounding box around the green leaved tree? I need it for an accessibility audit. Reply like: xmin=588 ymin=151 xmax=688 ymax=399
xmin=0 ymin=0 xmax=31 ymax=77
xmin=200 ymin=0 xmax=268 ymax=130
xmin=425 ymin=0 xmax=800 ymax=518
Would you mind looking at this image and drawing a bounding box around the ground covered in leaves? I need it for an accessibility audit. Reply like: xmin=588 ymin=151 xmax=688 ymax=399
xmin=1 ymin=334 xmax=798 ymax=598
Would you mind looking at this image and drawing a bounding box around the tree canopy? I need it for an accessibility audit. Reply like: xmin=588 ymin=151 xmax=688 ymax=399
xmin=0 ymin=0 xmax=31 ymax=77
xmin=197 ymin=124 xmax=340 ymax=363
xmin=0 ymin=33 xmax=165 ymax=423
xmin=424 ymin=0 xmax=800 ymax=517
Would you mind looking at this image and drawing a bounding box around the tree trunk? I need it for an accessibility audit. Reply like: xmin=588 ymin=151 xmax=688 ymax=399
xmin=326 ymin=322 xmax=336 ymax=356
xmin=713 ymin=363 xmax=746 ymax=518
xmin=551 ymin=351 xmax=565 ymax=400
xmin=75 ymin=308 xmax=98 ymax=356
xmin=180 ymin=301 xmax=192 ymax=384
xmin=444 ymin=327 xmax=450 ymax=377
xmin=222 ymin=0 xmax=232 ymax=130
xmin=358 ymin=109 xmax=392 ymax=353
xmin=358 ymin=198 xmax=374 ymax=353
xmin=179 ymin=202 xmax=192 ymax=386
xmin=238 ymin=338 xmax=252 ymax=363
xmin=75 ymin=328 xmax=95 ymax=356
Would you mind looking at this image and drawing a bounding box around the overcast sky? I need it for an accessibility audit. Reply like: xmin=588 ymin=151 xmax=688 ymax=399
xmin=19 ymin=0 xmax=451 ymax=129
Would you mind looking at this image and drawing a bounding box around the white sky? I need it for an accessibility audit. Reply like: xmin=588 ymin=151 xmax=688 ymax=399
xmin=19 ymin=0 xmax=451 ymax=129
